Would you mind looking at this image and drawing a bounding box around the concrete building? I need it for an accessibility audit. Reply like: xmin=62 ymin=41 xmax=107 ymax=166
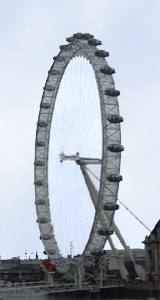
xmin=106 ymin=248 xmax=146 ymax=279
xmin=0 ymin=257 xmax=44 ymax=282
xmin=143 ymin=220 xmax=160 ymax=283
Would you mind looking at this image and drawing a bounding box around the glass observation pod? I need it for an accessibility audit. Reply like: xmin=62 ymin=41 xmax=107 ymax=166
xmin=105 ymin=88 xmax=120 ymax=97
xmin=48 ymin=69 xmax=62 ymax=75
xmin=66 ymin=37 xmax=75 ymax=42
xmin=40 ymin=103 xmax=51 ymax=109
xmin=72 ymin=33 xmax=94 ymax=39
xmin=88 ymin=38 xmax=102 ymax=46
xmin=38 ymin=121 xmax=48 ymax=128
xmin=107 ymin=144 xmax=124 ymax=152
xmin=35 ymin=199 xmax=46 ymax=205
xmin=103 ymin=203 xmax=119 ymax=211
xmin=59 ymin=45 xmax=72 ymax=51
xmin=34 ymin=161 xmax=45 ymax=167
xmin=34 ymin=180 xmax=45 ymax=186
xmin=95 ymin=50 xmax=109 ymax=57
xmin=107 ymin=114 xmax=123 ymax=123
xmin=40 ymin=235 xmax=51 ymax=240
xmin=100 ymin=67 xmax=115 ymax=75
xmin=97 ymin=228 xmax=114 ymax=236
xmin=91 ymin=249 xmax=106 ymax=256
xmin=43 ymin=85 xmax=55 ymax=91
xmin=53 ymin=56 xmax=66 ymax=62
xmin=37 ymin=217 xmax=48 ymax=224
xmin=36 ymin=141 xmax=46 ymax=147
xmin=107 ymin=174 xmax=123 ymax=182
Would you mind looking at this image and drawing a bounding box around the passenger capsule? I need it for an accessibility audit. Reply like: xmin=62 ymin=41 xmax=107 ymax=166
xmin=48 ymin=69 xmax=61 ymax=75
xmin=95 ymin=50 xmax=109 ymax=57
xmin=73 ymin=33 xmax=83 ymax=39
xmin=34 ymin=161 xmax=45 ymax=167
xmin=107 ymin=174 xmax=123 ymax=182
xmin=40 ymin=103 xmax=51 ymax=109
xmin=66 ymin=37 xmax=74 ymax=43
xmin=60 ymin=45 xmax=72 ymax=51
xmin=53 ymin=56 xmax=66 ymax=62
xmin=37 ymin=217 xmax=48 ymax=224
xmin=73 ymin=33 xmax=94 ymax=39
xmin=103 ymin=203 xmax=119 ymax=211
xmin=82 ymin=33 xmax=94 ymax=39
xmin=36 ymin=141 xmax=45 ymax=147
xmin=43 ymin=85 xmax=55 ymax=91
xmin=35 ymin=199 xmax=46 ymax=205
xmin=40 ymin=234 xmax=51 ymax=240
xmin=108 ymin=144 xmax=124 ymax=152
xmin=38 ymin=121 xmax=48 ymax=128
xmin=105 ymin=88 xmax=120 ymax=97
xmin=34 ymin=180 xmax=45 ymax=186
xmin=88 ymin=38 xmax=101 ymax=46
xmin=97 ymin=228 xmax=114 ymax=236
xmin=107 ymin=114 xmax=123 ymax=123
xmin=91 ymin=249 xmax=106 ymax=256
xmin=100 ymin=67 xmax=115 ymax=75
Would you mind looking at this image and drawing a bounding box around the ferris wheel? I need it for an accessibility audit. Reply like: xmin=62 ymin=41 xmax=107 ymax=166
xmin=34 ymin=33 xmax=123 ymax=272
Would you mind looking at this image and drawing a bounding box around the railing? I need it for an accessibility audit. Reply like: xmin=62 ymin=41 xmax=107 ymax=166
xmin=0 ymin=280 xmax=47 ymax=288
xmin=0 ymin=279 xmax=125 ymax=296
xmin=0 ymin=281 xmax=91 ymax=296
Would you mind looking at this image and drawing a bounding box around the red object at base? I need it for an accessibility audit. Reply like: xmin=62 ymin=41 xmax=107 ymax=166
xmin=42 ymin=258 xmax=56 ymax=271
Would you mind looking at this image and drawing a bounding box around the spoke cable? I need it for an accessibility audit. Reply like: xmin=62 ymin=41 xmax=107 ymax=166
xmin=85 ymin=166 xmax=151 ymax=233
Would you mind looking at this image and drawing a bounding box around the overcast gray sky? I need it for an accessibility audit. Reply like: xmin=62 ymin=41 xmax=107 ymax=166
xmin=0 ymin=0 xmax=160 ymax=259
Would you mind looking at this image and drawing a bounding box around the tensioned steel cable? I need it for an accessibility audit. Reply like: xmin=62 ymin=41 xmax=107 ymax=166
xmin=85 ymin=166 xmax=151 ymax=233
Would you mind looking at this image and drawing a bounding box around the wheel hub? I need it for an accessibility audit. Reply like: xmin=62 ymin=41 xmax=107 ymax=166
xmin=59 ymin=152 xmax=80 ymax=162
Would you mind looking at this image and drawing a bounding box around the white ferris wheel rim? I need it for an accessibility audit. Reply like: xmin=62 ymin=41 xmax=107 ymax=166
xmin=34 ymin=33 xmax=123 ymax=271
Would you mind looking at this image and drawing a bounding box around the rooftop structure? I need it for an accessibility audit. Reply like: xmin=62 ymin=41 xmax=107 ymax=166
xmin=143 ymin=220 xmax=160 ymax=283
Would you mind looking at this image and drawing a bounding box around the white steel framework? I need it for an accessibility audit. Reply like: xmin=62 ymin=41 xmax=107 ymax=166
xmin=34 ymin=33 xmax=123 ymax=272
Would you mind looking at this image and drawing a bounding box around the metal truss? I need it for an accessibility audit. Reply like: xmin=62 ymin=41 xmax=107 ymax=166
xmin=34 ymin=33 xmax=122 ymax=272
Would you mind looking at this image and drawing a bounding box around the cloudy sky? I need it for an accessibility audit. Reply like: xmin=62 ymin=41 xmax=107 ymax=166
xmin=0 ymin=0 xmax=160 ymax=259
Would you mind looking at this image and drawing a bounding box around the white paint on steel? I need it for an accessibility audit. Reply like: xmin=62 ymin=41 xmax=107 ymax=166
xmin=34 ymin=34 xmax=122 ymax=271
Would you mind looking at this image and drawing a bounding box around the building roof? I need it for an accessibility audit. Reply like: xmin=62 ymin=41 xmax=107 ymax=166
xmin=143 ymin=220 xmax=160 ymax=244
